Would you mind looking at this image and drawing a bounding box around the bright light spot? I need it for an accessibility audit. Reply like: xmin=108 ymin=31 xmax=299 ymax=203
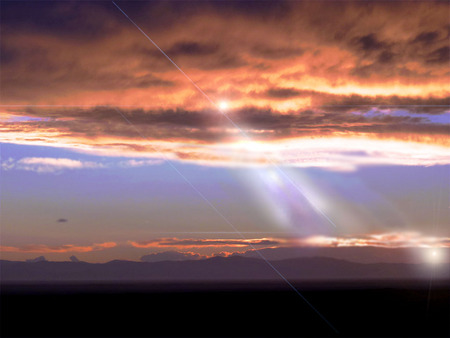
xmin=266 ymin=170 xmax=283 ymax=186
xmin=428 ymin=248 xmax=442 ymax=264
xmin=218 ymin=101 xmax=229 ymax=110
xmin=237 ymin=140 xmax=267 ymax=153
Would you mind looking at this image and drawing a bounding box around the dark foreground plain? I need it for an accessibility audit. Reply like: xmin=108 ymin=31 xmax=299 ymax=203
xmin=1 ymin=280 xmax=449 ymax=337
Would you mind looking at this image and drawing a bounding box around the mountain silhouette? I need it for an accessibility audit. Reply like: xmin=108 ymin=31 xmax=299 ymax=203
xmin=234 ymin=246 xmax=450 ymax=264
xmin=2 ymin=256 xmax=449 ymax=282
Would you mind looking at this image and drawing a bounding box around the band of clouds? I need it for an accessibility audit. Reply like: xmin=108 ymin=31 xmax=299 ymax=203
xmin=1 ymin=1 xmax=448 ymax=171
xmin=142 ymin=234 xmax=448 ymax=250
xmin=129 ymin=237 xmax=281 ymax=248
xmin=2 ymin=232 xmax=448 ymax=254
xmin=130 ymin=233 xmax=450 ymax=250
xmin=0 ymin=242 xmax=117 ymax=253
xmin=1 ymin=157 xmax=163 ymax=173
xmin=1 ymin=157 xmax=104 ymax=173
xmin=2 ymin=104 xmax=449 ymax=171
xmin=303 ymin=232 xmax=450 ymax=249
xmin=2 ymin=134 xmax=448 ymax=172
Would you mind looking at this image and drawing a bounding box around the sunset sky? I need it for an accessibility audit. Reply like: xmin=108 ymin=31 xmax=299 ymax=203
xmin=1 ymin=0 xmax=449 ymax=263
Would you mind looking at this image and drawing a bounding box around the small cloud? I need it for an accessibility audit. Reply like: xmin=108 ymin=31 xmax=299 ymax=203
xmin=1 ymin=157 xmax=104 ymax=173
xmin=140 ymin=251 xmax=204 ymax=262
xmin=57 ymin=218 xmax=68 ymax=223
xmin=352 ymin=33 xmax=385 ymax=52
xmin=118 ymin=159 xmax=163 ymax=168
xmin=1 ymin=158 xmax=15 ymax=171
xmin=166 ymin=41 xmax=219 ymax=56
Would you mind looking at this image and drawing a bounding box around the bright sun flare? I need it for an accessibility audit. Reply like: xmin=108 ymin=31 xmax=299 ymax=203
xmin=428 ymin=249 xmax=442 ymax=264
xmin=218 ymin=101 xmax=229 ymax=110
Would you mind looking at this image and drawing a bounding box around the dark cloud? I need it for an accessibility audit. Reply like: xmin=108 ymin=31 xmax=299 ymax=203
xmin=319 ymin=94 xmax=450 ymax=114
xmin=195 ymin=53 xmax=247 ymax=70
xmin=412 ymin=31 xmax=440 ymax=45
xmin=353 ymin=33 xmax=386 ymax=52
xmin=231 ymin=107 xmax=435 ymax=135
xmin=265 ymin=88 xmax=302 ymax=99
xmin=166 ymin=41 xmax=219 ymax=56
xmin=426 ymin=46 xmax=450 ymax=64
xmin=220 ymin=0 xmax=290 ymax=17
xmin=2 ymin=44 xmax=174 ymax=94
xmin=3 ymin=92 xmax=448 ymax=145
xmin=139 ymin=44 xmax=246 ymax=71
xmin=377 ymin=50 xmax=395 ymax=64
xmin=57 ymin=218 xmax=68 ymax=223
xmin=1 ymin=2 xmax=117 ymax=41
xmin=251 ymin=45 xmax=304 ymax=60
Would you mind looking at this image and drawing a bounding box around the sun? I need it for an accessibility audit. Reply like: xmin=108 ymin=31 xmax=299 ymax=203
xmin=218 ymin=101 xmax=229 ymax=110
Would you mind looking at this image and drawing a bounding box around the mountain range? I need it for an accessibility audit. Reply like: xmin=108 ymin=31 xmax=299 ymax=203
xmin=1 ymin=256 xmax=449 ymax=282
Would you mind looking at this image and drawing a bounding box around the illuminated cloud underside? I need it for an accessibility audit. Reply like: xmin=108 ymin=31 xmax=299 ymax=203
xmin=2 ymin=232 xmax=448 ymax=254
xmin=1 ymin=1 xmax=448 ymax=170
xmin=2 ymin=132 xmax=448 ymax=170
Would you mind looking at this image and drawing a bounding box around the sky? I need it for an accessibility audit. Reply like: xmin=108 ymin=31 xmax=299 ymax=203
xmin=1 ymin=0 xmax=449 ymax=263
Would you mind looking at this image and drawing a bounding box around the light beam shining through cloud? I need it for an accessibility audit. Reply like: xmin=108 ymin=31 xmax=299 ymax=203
xmin=111 ymin=2 xmax=340 ymax=330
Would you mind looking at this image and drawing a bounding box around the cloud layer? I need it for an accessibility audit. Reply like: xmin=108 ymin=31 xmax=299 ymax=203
xmin=130 ymin=237 xmax=281 ymax=249
xmin=130 ymin=233 xmax=450 ymax=252
xmin=1 ymin=157 xmax=104 ymax=173
xmin=0 ymin=242 xmax=117 ymax=253
xmin=2 ymin=1 xmax=449 ymax=106
xmin=1 ymin=156 xmax=163 ymax=173
xmin=301 ymin=232 xmax=450 ymax=249
xmin=1 ymin=1 xmax=448 ymax=170
xmin=2 ymin=233 xmax=448 ymax=259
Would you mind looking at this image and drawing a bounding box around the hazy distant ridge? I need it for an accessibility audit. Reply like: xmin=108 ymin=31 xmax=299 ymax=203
xmin=1 ymin=256 xmax=448 ymax=282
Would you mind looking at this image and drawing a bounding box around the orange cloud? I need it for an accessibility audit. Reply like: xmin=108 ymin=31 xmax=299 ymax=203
xmin=1 ymin=1 xmax=448 ymax=170
xmin=301 ymin=232 xmax=450 ymax=249
xmin=129 ymin=237 xmax=283 ymax=249
xmin=128 ymin=233 xmax=450 ymax=252
xmin=0 ymin=242 xmax=117 ymax=253
xmin=2 ymin=1 xmax=448 ymax=108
